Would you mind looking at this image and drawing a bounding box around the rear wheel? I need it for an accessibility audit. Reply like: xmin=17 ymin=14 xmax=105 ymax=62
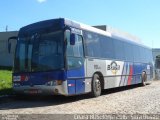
xmin=141 ymin=72 xmax=147 ymax=86
xmin=90 ymin=74 xmax=102 ymax=97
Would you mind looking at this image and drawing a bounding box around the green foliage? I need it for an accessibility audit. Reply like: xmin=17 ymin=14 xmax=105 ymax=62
xmin=0 ymin=70 xmax=12 ymax=95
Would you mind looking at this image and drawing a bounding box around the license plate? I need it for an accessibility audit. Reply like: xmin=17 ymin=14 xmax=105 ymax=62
xmin=29 ymin=90 xmax=38 ymax=94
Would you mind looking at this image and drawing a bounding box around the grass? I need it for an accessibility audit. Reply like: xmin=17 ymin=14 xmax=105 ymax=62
xmin=0 ymin=68 xmax=13 ymax=96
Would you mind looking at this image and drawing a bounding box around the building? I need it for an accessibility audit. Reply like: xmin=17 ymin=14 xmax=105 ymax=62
xmin=0 ymin=31 xmax=18 ymax=67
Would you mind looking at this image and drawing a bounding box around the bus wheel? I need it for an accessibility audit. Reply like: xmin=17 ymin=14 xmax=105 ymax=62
xmin=90 ymin=74 xmax=102 ymax=97
xmin=141 ymin=72 xmax=147 ymax=86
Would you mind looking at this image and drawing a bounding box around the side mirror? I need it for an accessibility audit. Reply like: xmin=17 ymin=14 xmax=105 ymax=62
xmin=8 ymin=36 xmax=17 ymax=53
xmin=70 ymin=33 xmax=76 ymax=45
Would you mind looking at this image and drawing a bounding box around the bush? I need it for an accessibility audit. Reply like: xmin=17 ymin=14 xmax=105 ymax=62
xmin=0 ymin=69 xmax=12 ymax=96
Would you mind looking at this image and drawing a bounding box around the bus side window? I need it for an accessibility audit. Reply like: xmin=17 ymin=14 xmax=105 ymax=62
xmin=66 ymin=30 xmax=84 ymax=69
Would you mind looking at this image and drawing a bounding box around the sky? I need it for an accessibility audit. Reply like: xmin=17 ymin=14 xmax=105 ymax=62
xmin=0 ymin=0 xmax=160 ymax=48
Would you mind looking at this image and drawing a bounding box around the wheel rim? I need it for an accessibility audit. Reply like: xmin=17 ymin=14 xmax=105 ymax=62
xmin=95 ymin=79 xmax=101 ymax=92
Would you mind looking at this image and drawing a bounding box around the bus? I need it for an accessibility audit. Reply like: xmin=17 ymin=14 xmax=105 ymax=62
xmin=8 ymin=18 xmax=154 ymax=97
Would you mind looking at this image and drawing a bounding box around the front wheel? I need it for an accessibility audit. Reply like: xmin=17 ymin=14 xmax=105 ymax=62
xmin=90 ymin=74 xmax=102 ymax=97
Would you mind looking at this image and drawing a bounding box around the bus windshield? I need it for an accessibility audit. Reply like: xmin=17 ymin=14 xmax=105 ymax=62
xmin=14 ymin=31 xmax=64 ymax=73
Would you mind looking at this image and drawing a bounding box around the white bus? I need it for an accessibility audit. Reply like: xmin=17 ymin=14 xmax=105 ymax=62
xmin=8 ymin=18 xmax=153 ymax=97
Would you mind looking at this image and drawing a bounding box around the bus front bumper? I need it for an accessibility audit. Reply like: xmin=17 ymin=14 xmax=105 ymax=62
xmin=13 ymin=84 xmax=68 ymax=96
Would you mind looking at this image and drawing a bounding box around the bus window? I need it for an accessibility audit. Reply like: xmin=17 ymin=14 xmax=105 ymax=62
xmin=124 ymin=42 xmax=133 ymax=61
xmin=113 ymin=39 xmax=125 ymax=60
xmin=100 ymin=36 xmax=115 ymax=59
xmin=83 ymin=31 xmax=102 ymax=58
xmin=19 ymin=43 xmax=26 ymax=71
xmin=66 ymin=30 xmax=84 ymax=69
xmin=32 ymin=31 xmax=64 ymax=71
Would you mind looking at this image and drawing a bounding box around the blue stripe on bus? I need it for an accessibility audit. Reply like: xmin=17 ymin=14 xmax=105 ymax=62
xmin=67 ymin=66 xmax=85 ymax=95
xmin=119 ymin=62 xmax=148 ymax=86
xmin=133 ymin=63 xmax=147 ymax=83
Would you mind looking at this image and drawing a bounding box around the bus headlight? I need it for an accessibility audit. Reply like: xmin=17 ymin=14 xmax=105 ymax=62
xmin=57 ymin=80 xmax=63 ymax=85
xmin=46 ymin=81 xmax=53 ymax=86
xmin=46 ymin=80 xmax=63 ymax=86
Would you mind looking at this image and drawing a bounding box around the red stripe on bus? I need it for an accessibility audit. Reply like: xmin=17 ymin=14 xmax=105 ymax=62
xmin=128 ymin=65 xmax=133 ymax=85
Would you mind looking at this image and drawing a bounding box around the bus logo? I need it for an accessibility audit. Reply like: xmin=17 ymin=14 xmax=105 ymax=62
xmin=107 ymin=61 xmax=120 ymax=75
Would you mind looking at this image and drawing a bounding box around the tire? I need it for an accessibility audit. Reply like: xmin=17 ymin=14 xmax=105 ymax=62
xmin=141 ymin=72 xmax=147 ymax=86
xmin=90 ymin=74 xmax=102 ymax=97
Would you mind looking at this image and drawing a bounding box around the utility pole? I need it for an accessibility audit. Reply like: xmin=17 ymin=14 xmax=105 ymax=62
xmin=5 ymin=25 xmax=8 ymax=32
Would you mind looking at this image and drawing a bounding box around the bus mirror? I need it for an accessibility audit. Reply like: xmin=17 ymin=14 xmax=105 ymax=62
xmin=8 ymin=36 xmax=17 ymax=53
xmin=70 ymin=33 xmax=76 ymax=45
